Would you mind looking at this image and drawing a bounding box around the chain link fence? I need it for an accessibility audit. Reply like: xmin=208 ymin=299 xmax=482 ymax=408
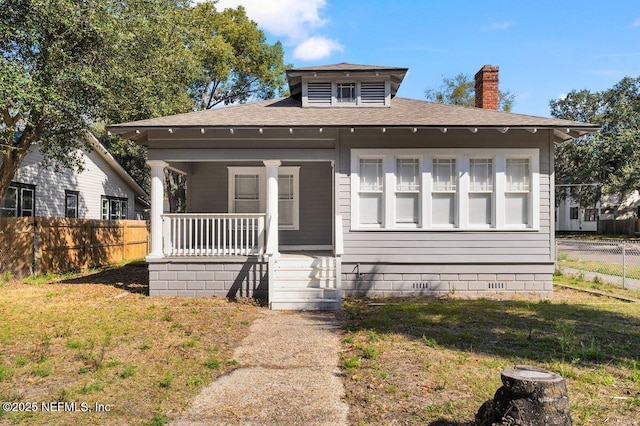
xmin=556 ymin=238 xmax=640 ymax=290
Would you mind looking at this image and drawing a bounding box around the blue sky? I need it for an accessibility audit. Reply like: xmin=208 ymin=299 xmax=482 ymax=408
xmin=207 ymin=0 xmax=640 ymax=118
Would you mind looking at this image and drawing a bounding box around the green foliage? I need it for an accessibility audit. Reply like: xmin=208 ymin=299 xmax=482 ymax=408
xmin=552 ymin=77 xmax=640 ymax=208
xmin=0 ymin=0 xmax=288 ymax=201
xmin=204 ymin=358 xmax=220 ymax=370
xmin=159 ymin=371 xmax=173 ymax=388
xmin=120 ymin=365 xmax=137 ymax=379
xmin=425 ymin=73 xmax=516 ymax=111
xmin=342 ymin=356 xmax=362 ymax=369
xmin=148 ymin=414 xmax=169 ymax=426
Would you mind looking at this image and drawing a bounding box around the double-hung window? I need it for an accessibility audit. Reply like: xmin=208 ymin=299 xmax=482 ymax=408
xmin=102 ymin=196 xmax=128 ymax=220
xmin=505 ymin=158 xmax=530 ymax=226
xmin=65 ymin=190 xmax=79 ymax=218
xmin=233 ymin=174 xmax=260 ymax=213
xmin=358 ymin=158 xmax=384 ymax=226
xmin=395 ymin=158 xmax=420 ymax=225
xmin=432 ymin=158 xmax=456 ymax=226
xmin=469 ymin=158 xmax=493 ymax=226
xmin=351 ymin=149 xmax=539 ymax=231
xmin=0 ymin=183 xmax=35 ymax=217
xmin=228 ymin=167 xmax=300 ymax=230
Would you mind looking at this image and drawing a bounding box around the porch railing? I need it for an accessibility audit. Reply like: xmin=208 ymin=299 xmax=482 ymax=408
xmin=162 ymin=213 xmax=266 ymax=256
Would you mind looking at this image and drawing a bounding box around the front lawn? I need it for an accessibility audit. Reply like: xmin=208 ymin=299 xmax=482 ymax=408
xmin=0 ymin=263 xmax=260 ymax=426
xmin=340 ymin=280 xmax=640 ymax=425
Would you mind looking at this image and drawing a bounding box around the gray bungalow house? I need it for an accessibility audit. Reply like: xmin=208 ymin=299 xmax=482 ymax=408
xmin=109 ymin=63 xmax=598 ymax=310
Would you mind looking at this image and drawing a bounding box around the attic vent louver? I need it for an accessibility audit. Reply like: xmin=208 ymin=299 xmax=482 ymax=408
xmin=360 ymin=82 xmax=386 ymax=105
xmin=307 ymin=82 xmax=332 ymax=105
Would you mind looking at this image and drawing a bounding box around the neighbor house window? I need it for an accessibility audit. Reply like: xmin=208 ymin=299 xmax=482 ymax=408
xmin=65 ymin=190 xmax=79 ymax=218
xmin=0 ymin=182 xmax=35 ymax=217
xmin=101 ymin=196 xmax=128 ymax=220
xmin=228 ymin=166 xmax=300 ymax=230
xmin=351 ymin=149 xmax=539 ymax=230
xmin=570 ymin=207 xmax=579 ymax=220
xmin=584 ymin=208 xmax=598 ymax=222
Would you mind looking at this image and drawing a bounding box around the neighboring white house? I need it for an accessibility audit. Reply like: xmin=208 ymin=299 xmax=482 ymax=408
xmin=1 ymin=133 xmax=147 ymax=220
xmin=555 ymin=188 xmax=640 ymax=232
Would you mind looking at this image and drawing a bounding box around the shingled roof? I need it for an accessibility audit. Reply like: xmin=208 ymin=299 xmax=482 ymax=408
xmin=285 ymin=63 xmax=409 ymax=97
xmin=109 ymin=96 xmax=599 ymax=141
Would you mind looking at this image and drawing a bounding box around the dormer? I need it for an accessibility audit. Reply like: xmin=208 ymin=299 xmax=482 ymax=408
xmin=286 ymin=63 xmax=408 ymax=108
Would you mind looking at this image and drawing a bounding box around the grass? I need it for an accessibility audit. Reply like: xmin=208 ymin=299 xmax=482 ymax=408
xmin=0 ymin=263 xmax=259 ymax=426
xmin=555 ymin=270 xmax=640 ymax=300
xmin=339 ymin=281 xmax=640 ymax=425
xmin=558 ymin=254 xmax=640 ymax=280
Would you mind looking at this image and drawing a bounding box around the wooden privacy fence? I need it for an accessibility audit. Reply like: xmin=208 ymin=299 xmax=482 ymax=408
xmin=0 ymin=217 xmax=149 ymax=277
xmin=597 ymin=218 xmax=640 ymax=236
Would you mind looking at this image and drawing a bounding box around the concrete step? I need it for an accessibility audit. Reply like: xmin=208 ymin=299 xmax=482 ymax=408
xmin=276 ymin=258 xmax=336 ymax=269
xmin=272 ymin=278 xmax=336 ymax=289
xmin=273 ymin=287 xmax=337 ymax=299
xmin=270 ymin=299 xmax=341 ymax=311
xmin=275 ymin=268 xmax=336 ymax=279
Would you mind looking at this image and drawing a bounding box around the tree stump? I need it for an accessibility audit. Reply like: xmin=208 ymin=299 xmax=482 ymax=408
xmin=476 ymin=365 xmax=571 ymax=426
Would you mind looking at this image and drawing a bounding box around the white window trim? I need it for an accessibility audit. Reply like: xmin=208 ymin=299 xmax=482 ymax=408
xmin=228 ymin=166 xmax=300 ymax=230
xmin=350 ymin=149 xmax=540 ymax=231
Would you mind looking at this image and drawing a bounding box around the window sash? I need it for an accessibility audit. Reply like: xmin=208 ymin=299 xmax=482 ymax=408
xmin=433 ymin=159 xmax=456 ymax=191
xmin=396 ymin=158 xmax=420 ymax=191
xmin=66 ymin=193 xmax=78 ymax=218
xmin=102 ymin=197 xmax=127 ymax=220
xmin=359 ymin=158 xmax=383 ymax=191
xmin=469 ymin=158 xmax=493 ymax=192
xmin=506 ymin=158 xmax=530 ymax=191
xmin=395 ymin=193 xmax=418 ymax=224
xmin=1 ymin=186 xmax=18 ymax=217
xmin=337 ymin=83 xmax=356 ymax=103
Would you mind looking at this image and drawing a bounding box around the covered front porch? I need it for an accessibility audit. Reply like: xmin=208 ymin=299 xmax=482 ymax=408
xmin=146 ymin=159 xmax=343 ymax=310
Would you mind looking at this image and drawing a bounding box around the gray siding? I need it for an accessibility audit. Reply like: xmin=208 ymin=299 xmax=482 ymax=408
xmin=187 ymin=161 xmax=332 ymax=246
xmin=8 ymin=145 xmax=137 ymax=219
xmin=336 ymin=128 xmax=554 ymax=265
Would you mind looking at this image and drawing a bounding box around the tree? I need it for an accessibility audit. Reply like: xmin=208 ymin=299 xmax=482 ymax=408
xmin=188 ymin=3 xmax=287 ymax=110
xmin=551 ymin=77 xmax=640 ymax=213
xmin=0 ymin=0 xmax=197 ymax=202
xmin=1 ymin=0 xmax=288 ymax=211
xmin=425 ymin=73 xmax=516 ymax=112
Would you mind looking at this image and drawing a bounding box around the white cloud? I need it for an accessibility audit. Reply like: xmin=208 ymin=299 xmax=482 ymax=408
xmin=196 ymin=0 xmax=343 ymax=61
xmin=293 ymin=37 xmax=344 ymax=61
xmin=482 ymin=21 xmax=513 ymax=31
xmin=632 ymin=17 xmax=640 ymax=27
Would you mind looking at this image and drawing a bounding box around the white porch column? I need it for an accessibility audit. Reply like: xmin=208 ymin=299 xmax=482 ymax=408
xmin=147 ymin=160 xmax=168 ymax=258
xmin=264 ymin=160 xmax=281 ymax=256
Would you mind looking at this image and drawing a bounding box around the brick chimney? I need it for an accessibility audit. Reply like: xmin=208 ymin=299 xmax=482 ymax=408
xmin=474 ymin=65 xmax=499 ymax=110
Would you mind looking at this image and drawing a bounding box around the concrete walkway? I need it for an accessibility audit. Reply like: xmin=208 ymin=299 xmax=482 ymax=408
xmin=171 ymin=310 xmax=349 ymax=426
